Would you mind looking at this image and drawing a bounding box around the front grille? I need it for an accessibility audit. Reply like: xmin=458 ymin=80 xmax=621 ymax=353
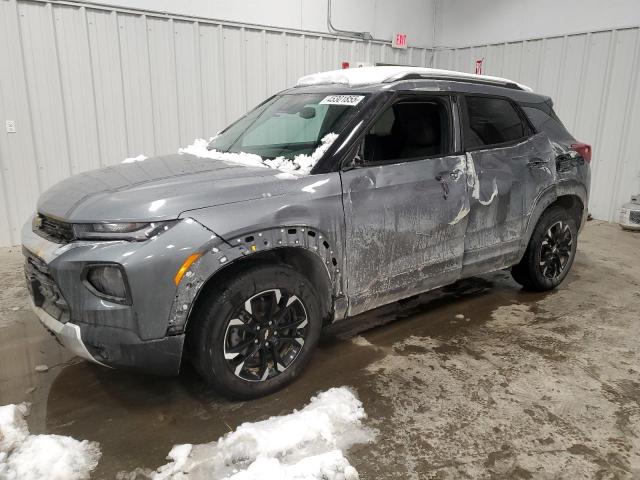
xmin=35 ymin=214 xmax=75 ymax=244
xmin=630 ymin=210 xmax=640 ymax=225
xmin=23 ymin=249 xmax=70 ymax=323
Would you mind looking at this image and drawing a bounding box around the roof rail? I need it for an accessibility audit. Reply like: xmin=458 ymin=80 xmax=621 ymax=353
xmin=390 ymin=73 xmax=525 ymax=91
xmin=296 ymin=66 xmax=533 ymax=92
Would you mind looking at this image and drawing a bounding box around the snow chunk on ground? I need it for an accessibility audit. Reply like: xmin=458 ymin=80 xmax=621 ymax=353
xmin=122 ymin=154 xmax=147 ymax=163
xmin=226 ymin=450 xmax=358 ymax=480
xmin=153 ymin=387 xmax=373 ymax=479
xmin=0 ymin=404 xmax=29 ymax=453
xmin=0 ymin=403 xmax=100 ymax=480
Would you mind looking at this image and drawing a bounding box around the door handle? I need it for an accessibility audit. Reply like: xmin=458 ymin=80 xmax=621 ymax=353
xmin=435 ymin=175 xmax=450 ymax=199
xmin=527 ymin=158 xmax=548 ymax=167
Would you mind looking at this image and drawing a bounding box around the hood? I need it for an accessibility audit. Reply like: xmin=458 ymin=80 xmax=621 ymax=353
xmin=37 ymin=153 xmax=297 ymax=222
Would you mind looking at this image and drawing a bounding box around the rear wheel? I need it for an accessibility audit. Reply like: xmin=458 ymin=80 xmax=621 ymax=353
xmin=511 ymin=207 xmax=578 ymax=291
xmin=189 ymin=264 xmax=322 ymax=399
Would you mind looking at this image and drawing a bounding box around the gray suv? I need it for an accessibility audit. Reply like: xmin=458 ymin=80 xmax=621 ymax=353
xmin=22 ymin=67 xmax=591 ymax=398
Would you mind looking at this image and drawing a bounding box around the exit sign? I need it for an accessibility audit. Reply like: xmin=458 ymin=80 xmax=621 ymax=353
xmin=392 ymin=33 xmax=407 ymax=49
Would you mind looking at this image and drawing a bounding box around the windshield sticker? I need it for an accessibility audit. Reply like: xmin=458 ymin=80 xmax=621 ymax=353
xmin=319 ymin=95 xmax=364 ymax=106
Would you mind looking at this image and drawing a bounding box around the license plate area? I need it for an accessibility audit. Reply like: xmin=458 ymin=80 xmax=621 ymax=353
xmin=24 ymin=249 xmax=70 ymax=323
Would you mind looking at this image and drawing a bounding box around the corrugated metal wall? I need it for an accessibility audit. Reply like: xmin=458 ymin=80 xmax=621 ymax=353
xmin=433 ymin=27 xmax=640 ymax=222
xmin=2 ymin=1 xmax=638 ymax=246
xmin=0 ymin=0 xmax=433 ymax=247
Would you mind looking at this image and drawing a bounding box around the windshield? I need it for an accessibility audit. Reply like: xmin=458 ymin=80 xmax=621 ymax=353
xmin=209 ymin=93 xmax=366 ymax=160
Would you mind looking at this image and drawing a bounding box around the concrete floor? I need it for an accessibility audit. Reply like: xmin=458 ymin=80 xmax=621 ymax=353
xmin=1 ymin=221 xmax=639 ymax=479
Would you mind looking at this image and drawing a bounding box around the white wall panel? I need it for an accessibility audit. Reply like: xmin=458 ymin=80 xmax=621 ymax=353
xmin=118 ymin=13 xmax=155 ymax=155
xmin=0 ymin=0 xmax=432 ymax=246
xmin=0 ymin=0 xmax=41 ymax=247
xmin=435 ymin=0 xmax=640 ymax=47
xmin=434 ymin=27 xmax=640 ymax=222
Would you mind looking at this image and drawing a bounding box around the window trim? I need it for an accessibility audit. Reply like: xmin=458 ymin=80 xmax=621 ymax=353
xmin=341 ymin=92 xmax=458 ymax=169
xmin=460 ymin=93 xmax=535 ymax=152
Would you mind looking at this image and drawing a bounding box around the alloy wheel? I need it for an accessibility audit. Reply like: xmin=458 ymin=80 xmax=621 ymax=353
xmin=539 ymin=220 xmax=573 ymax=279
xmin=223 ymin=289 xmax=308 ymax=382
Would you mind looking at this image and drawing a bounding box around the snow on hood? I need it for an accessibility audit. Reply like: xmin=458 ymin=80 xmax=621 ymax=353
xmin=152 ymin=387 xmax=374 ymax=479
xmin=0 ymin=403 xmax=101 ymax=480
xmin=121 ymin=154 xmax=147 ymax=164
xmin=123 ymin=132 xmax=340 ymax=176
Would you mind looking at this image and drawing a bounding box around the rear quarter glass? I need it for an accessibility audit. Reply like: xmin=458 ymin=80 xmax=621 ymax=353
xmin=521 ymin=103 xmax=575 ymax=142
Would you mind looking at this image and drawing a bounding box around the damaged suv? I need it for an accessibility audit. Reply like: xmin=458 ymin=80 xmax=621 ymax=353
xmin=23 ymin=67 xmax=590 ymax=398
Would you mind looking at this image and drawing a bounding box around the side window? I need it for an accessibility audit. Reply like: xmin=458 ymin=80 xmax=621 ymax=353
xmin=521 ymin=104 xmax=574 ymax=141
xmin=363 ymin=98 xmax=450 ymax=164
xmin=464 ymin=96 xmax=528 ymax=149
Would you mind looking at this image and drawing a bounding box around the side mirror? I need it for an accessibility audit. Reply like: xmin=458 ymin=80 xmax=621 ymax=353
xmin=344 ymin=141 xmax=365 ymax=171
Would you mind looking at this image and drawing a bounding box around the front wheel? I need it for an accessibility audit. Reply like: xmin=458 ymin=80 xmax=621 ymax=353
xmin=511 ymin=206 xmax=578 ymax=291
xmin=189 ymin=264 xmax=322 ymax=399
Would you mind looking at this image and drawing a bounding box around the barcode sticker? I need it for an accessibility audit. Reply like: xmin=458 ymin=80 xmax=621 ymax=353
xmin=319 ymin=95 xmax=365 ymax=106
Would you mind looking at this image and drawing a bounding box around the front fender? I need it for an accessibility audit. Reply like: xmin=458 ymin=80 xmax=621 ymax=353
xmin=166 ymin=225 xmax=343 ymax=334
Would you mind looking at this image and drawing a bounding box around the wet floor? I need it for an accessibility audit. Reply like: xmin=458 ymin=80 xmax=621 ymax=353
xmin=1 ymin=221 xmax=639 ymax=479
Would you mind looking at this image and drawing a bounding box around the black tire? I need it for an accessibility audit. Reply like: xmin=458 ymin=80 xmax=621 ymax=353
xmin=511 ymin=206 xmax=578 ymax=291
xmin=189 ymin=263 xmax=322 ymax=399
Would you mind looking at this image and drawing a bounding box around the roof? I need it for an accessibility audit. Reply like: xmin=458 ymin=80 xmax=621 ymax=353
xmin=296 ymin=66 xmax=533 ymax=92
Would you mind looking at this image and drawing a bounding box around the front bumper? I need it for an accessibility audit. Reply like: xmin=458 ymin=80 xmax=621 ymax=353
xmin=21 ymin=216 xmax=214 ymax=376
xmin=31 ymin=300 xmax=107 ymax=366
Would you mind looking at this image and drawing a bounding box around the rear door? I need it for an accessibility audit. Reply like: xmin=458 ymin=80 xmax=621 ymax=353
xmin=461 ymin=94 xmax=540 ymax=276
xmin=341 ymin=95 xmax=469 ymax=315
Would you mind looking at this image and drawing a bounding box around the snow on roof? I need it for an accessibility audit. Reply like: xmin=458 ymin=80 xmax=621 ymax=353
xmin=296 ymin=66 xmax=533 ymax=92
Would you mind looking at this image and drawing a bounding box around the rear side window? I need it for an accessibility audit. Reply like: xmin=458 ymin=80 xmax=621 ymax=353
xmin=520 ymin=103 xmax=574 ymax=141
xmin=464 ymin=96 xmax=529 ymax=149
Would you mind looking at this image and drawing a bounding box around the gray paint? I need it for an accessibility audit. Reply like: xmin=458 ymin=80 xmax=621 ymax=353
xmin=37 ymin=153 xmax=301 ymax=222
xmin=341 ymin=154 xmax=469 ymax=315
xmin=21 ymin=76 xmax=590 ymax=374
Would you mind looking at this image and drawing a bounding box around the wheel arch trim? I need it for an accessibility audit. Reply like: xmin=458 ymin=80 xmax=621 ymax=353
xmin=167 ymin=225 xmax=343 ymax=335
xmin=518 ymin=182 xmax=587 ymax=261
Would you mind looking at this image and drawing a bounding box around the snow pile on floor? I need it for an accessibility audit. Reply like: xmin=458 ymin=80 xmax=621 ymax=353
xmin=0 ymin=403 xmax=101 ymax=480
xmin=153 ymin=387 xmax=373 ymax=479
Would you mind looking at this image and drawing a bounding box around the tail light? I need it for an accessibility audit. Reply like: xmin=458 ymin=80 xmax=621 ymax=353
xmin=571 ymin=142 xmax=592 ymax=163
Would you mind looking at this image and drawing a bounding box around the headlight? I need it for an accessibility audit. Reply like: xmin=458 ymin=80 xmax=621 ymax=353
xmin=73 ymin=220 xmax=178 ymax=241
xmin=83 ymin=264 xmax=130 ymax=304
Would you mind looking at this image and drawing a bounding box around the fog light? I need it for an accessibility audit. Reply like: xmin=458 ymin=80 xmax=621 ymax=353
xmin=84 ymin=265 xmax=130 ymax=304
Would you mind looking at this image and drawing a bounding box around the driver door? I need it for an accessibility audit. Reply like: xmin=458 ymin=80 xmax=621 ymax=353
xmin=340 ymin=96 xmax=469 ymax=316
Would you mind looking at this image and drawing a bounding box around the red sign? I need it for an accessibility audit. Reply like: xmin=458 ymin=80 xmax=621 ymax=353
xmin=475 ymin=59 xmax=483 ymax=75
xmin=392 ymin=33 xmax=408 ymax=49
